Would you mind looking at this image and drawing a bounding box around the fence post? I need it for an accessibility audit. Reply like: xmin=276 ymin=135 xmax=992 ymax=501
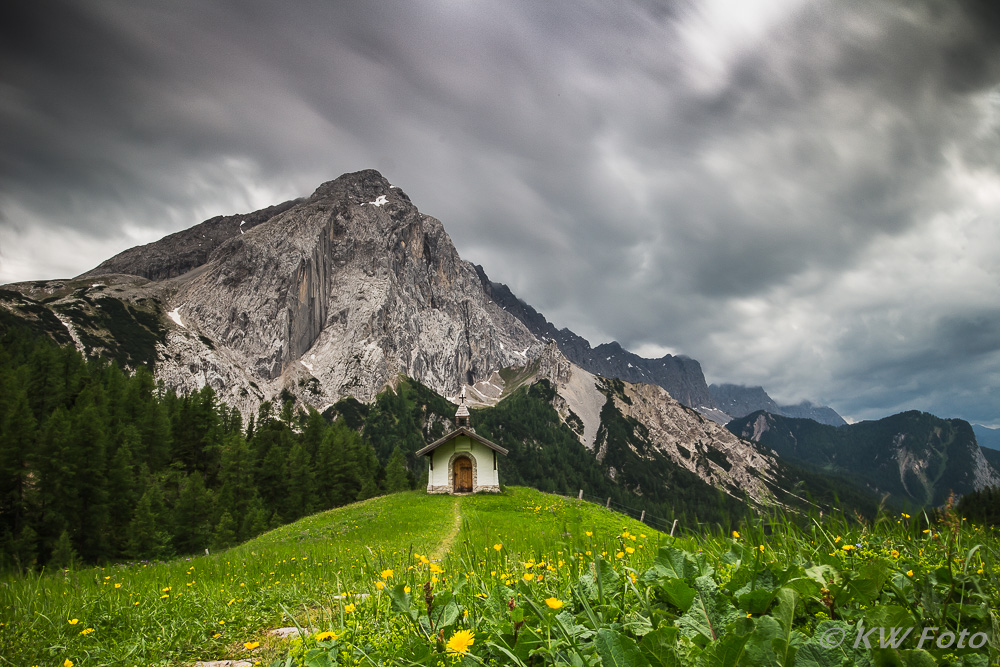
xmin=640 ymin=510 xmax=645 ymax=523
xmin=606 ymin=497 xmax=611 ymax=509
xmin=578 ymin=489 xmax=583 ymax=500
xmin=670 ymin=519 xmax=678 ymax=537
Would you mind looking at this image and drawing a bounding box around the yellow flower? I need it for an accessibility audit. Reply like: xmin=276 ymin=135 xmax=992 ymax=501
xmin=446 ymin=629 xmax=475 ymax=655
xmin=114 ymin=583 xmax=121 ymax=589
xmin=244 ymin=641 xmax=260 ymax=650
xmin=79 ymin=628 xmax=94 ymax=636
xmin=759 ymin=545 xmax=765 ymax=553
xmin=160 ymin=594 xmax=169 ymax=599
xmin=834 ymin=536 xmax=841 ymax=543
xmin=343 ymin=603 xmax=355 ymax=614
xmin=625 ymin=547 xmax=635 ymax=554
xmin=544 ymin=597 xmax=563 ymax=610
xmin=162 ymin=587 xmax=171 ymax=592
xmin=890 ymin=550 xmax=899 ymax=558
xmin=841 ymin=544 xmax=855 ymax=552
xmin=67 ymin=619 xmax=79 ymax=625
xmin=523 ymin=573 xmax=534 ymax=582
xmin=493 ymin=543 xmax=502 ymax=551
xmin=64 ymin=660 xmax=74 ymax=667
xmin=585 ymin=531 xmax=593 ymax=537
xmin=213 ymin=633 xmax=221 ymax=638
xmin=380 ymin=568 xmax=394 ymax=579
xmin=404 ymin=585 xmax=411 ymax=594
xmin=732 ymin=531 xmax=740 ymax=539
xmin=615 ymin=552 xmax=624 ymax=559
xmin=315 ymin=631 xmax=338 ymax=641
xmin=907 ymin=570 xmax=914 ymax=577
xmin=429 ymin=563 xmax=444 ymax=574
xmin=375 ymin=581 xmax=385 ymax=590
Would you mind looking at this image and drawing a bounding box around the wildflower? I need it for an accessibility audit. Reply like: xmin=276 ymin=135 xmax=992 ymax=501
xmin=243 ymin=641 xmax=260 ymax=650
xmin=615 ymin=552 xmax=625 ymax=559
xmin=429 ymin=563 xmax=444 ymax=574
xmin=344 ymin=603 xmax=355 ymax=614
xmin=315 ymin=631 xmax=338 ymax=641
xmin=114 ymin=583 xmax=122 ymax=589
xmin=380 ymin=569 xmax=394 ymax=579
xmin=626 ymin=547 xmax=635 ymax=554
xmin=759 ymin=545 xmax=765 ymax=553
xmin=906 ymin=570 xmax=913 ymax=577
xmin=160 ymin=594 xmax=170 ymax=599
xmin=585 ymin=531 xmax=593 ymax=537
xmin=446 ymin=629 xmax=475 ymax=655
xmin=68 ymin=619 xmax=79 ymax=625
xmin=64 ymin=660 xmax=73 ymax=667
xmin=493 ymin=543 xmax=502 ymax=551
xmin=213 ymin=633 xmax=221 ymax=638
xmin=544 ymin=597 xmax=563 ymax=610
xmin=79 ymin=628 xmax=94 ymax=636
xmin=523 ymin=573 xmax=534 ymax=582
xmin=375 ymin=581 xmax=385 ymax=590
xmin=890 ymin=550 xmax=899 ymax=558
xmin=536 ymin=574 xmax=544 ymax=582
xmin=902 ymin=513 xmax=911 ymax=519
xmin=228 ymin=598 xmax=236 ymax=606
xmin=732 ymin=531 xmax=740 ymax=539
xmin=404 ymin=585 xmax=411 ymax=594
xmin=834 ymin=536 xmax=841 ymax=543
xmin=162 ymin=587 xmax=171 ymax=593
xmin=841 ymin=544 xmax=855 ymax=552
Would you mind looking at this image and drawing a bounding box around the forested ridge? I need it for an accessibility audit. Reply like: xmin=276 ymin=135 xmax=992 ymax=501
xmin=0 ymin=314 xmax=409 ymax=569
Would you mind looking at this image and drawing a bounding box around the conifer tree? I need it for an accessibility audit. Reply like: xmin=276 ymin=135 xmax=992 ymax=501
xmin=49 ymin=529 xmax=77 ymax=569
xmin=384 ymin=446 xmax=410 ymax=492
xmin=211 ymin=511 xmax=237 ymax=551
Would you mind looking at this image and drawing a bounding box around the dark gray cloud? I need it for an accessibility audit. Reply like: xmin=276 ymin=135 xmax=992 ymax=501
xmin=2 ymin=0 xmax=1000 ymax=426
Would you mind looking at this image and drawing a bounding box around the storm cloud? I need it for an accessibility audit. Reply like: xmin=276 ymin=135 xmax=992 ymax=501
xmin=2 ymin=0 xmax=1000 ymax=425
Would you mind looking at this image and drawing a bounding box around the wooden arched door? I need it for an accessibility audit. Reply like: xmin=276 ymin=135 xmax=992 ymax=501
xmin=454 ymin=456 xmax=473 ymax=493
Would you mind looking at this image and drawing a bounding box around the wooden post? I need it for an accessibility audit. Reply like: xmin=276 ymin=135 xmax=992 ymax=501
xmin=640 ymin=510 xmax=645 ymax=523
xmin=605 ymin=497 xmax=611 ymax=509
xmin=670 ymin=519 xmax=678 ymax=537
xmin=578 ymin=489 xmax=583 ymax=500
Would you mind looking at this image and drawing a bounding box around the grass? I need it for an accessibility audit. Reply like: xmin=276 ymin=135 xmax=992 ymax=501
xmin=1 ymin=488 xmax=998 ymax=666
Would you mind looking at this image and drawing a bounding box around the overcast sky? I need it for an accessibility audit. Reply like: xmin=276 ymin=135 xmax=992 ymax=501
xmin=3 ymin=0 xmax=1000 ymax=426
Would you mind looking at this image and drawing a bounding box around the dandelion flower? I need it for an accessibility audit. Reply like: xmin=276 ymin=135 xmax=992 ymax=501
xmin=79 ymin=628 xmax=94 ymax=636
xmin=67 ymin=619 xmax=79 ymax=625
xmin=315 ymin=631 xmax=338 ymax=642
xmin=759 ymin=545 xmax=765 ymax=553
xmin=732 ymin=531 xmax=740 ymax=539
xmin=375 ymin=581 xmax=385 ymax=590
xmin=841 ymin=544 xmax=855 ymax=552
xmin=446 ymin=629 xmax=475 ymax=655
xmin=243 ymin=641 xmax=260 ymax=650
xmin=585 ymin=531 xmax=593 ymax=537
xmin=404 ymin=585 xmax=411 ymax=593
xmin=344 ymin=603 xmax=355 ymax=614
xmin=890 ymin=550 xmax=899 ymax=558
xmin=114 ymin=583 xmax=121 ymax=589
xmin=64 ymin=660 xmax=73 ymax=667
xmin=906 ymin=570 xmax=913 ymax=577
xmin=625 ymin=547 xmax=635 ymax=554
xmin=493 ymin=543 xmax=502 ymax=551
xmin=523 ymin=573 xmax=534 ymax=582
xmin=380 ymin=568 xmax=394 ymax=579
xmin=544 ymin=598 xmax=563 ymax=610
xmin=615 ymin=552 xmax=624 ymax=559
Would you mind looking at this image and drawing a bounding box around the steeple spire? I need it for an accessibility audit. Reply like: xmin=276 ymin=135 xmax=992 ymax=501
xmin=455 ymin=387 xmax=470 ymax=427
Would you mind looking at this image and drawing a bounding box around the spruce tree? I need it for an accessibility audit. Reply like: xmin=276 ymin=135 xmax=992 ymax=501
xmin=212 ymin=511 xmax=237 ymax=551
xmin=49 ymin=529 xmax=77 ymax=569
xmin=384 ymin=446 xmax=410 ymax=492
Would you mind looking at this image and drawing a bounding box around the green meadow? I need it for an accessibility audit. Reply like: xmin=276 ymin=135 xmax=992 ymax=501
xmin=1 ymin=487 xmax=998 ymax=666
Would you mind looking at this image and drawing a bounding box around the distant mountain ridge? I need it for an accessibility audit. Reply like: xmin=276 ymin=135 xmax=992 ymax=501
xmin=710 ymin=383 xmax=846 ymax=426
xmin=474 ymin=266 xmax=718 ymax=411
xmin=973 ymin=424 xmax=1000 ymax=451
xmin=727 ymin=409 xmax=1000 ymax=506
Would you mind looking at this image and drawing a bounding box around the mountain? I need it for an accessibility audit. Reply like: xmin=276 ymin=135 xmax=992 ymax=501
xmin=1 ymin=169 xmax=817 ymax=512
xmin=709 ymin=383 xmax=847 ymax=426
xmin=726 ymin=410 xmax=1000 ymax=506
xmin=973 ymin=424 xmax=1000 ymax=451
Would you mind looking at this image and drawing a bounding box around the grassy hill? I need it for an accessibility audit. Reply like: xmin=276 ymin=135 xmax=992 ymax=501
xmin=2 ymin=487 xmax=998 ymax=666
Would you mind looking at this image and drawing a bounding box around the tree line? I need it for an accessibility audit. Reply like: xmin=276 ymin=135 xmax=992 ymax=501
xmin=0 ymin=316 xmax=411 ymax=570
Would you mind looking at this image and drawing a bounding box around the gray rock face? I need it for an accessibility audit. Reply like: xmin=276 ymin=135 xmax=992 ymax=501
xmin=154 ymin=170 xmax=541 ymax=406
xmin=78 ymin=200 xmax=300 ymax=282
xmin=475 ymin=266 xmax=718 ymax=410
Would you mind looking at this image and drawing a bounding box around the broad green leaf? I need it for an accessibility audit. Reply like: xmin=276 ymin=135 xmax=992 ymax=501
xmin=872 ymin=647 xmax=937 ymax=667
xmin=677 ymin=575 xmax=738 ymax=645
xmin=771 ymin=587 xmax=801 ymax=667
xmin=389 ymin=582 xmax=415 ymax=620
xmin=850 ymin=562 xmax=891 ymax=605
xmin=737 ymin=588 xmax=777 ymax=616
xmin=741 ymin=615 xmax=781 ymax=667
xmin=796 ymin=620 xmax=872 ymax=667
xmin=594 ymin=627 xmax=651 ymax=667
xmin=695 ymin=632 xmax=749 ymax=667
xmin=640 ymin=627 xmax=680 ymax=667
xmin=658 ymin=578 xmax=697 ymax=612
